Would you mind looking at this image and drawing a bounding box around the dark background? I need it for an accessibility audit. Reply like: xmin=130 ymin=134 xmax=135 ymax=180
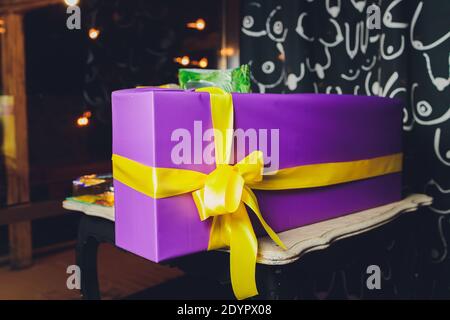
xmin=25 ymin=0 xmax=221 ymax=184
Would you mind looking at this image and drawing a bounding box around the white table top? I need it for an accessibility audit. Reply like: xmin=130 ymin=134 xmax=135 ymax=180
xmin=256 ymin=194 xmax=432 ymax=265
xmin=63 ymin=199 xmax=115 ymax=221
xmin=63 ymin=194 xmax=432 ymax=265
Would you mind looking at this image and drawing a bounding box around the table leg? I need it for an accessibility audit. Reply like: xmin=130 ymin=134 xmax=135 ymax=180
xmin=76 ymin=216 xmax=101 ymax=300
xmin=257 ymin=264 xmax=297 ymax=300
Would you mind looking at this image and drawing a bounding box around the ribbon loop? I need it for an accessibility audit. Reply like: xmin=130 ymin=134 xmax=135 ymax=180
xmin=203 ymin=165 xmax=245 ymax=216
xmin=199 ymin=149 xmax=266 ymax=220
xmin=235 ymin=150 xmax=264 ymax=183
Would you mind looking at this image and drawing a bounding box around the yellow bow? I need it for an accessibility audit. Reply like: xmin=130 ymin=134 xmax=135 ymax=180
xmin=112 ymin=87 xmax=403 ymax=300
xmin=189 ymin=87 xmax=286 ymax=300
xmin=191 ymin=150 xmax=286 ymax=299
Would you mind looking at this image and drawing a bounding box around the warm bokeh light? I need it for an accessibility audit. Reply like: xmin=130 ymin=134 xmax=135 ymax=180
xmin=83 ymin=111 xmax=92 ymax=118
xmin=180 ymin=56 xmax=190 ymax=66
xmin=186 ymin=18 xmax=206 ymax=31
xmin=175 ymin=56 xmax=190 ymax=66
xmin=88 ymin=28 xmax=100 ymax=40
xmin=0 ymin=28 xmax=5 ymax=34
xmin=220 ymin=47 xmax=235 ymax=57
xmin=198 ymin=57 xmax=208 ymax=68
xmin=64 ymin=0 xmax=79 ymax=6
xmin=76 ymin=116 xmax=89 ymax=127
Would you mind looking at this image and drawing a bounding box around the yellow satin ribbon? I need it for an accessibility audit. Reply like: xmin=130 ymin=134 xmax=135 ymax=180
xmin=112 ymin=87 xmax=403 ymax=300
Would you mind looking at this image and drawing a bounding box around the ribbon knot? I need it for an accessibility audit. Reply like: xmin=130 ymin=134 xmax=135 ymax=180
xmin=195 ymin=150 xmax=265 ymax=221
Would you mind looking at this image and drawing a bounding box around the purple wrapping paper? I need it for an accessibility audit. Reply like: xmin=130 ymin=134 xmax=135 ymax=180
xmin=112 ymin=88 xmax=402 ymax=262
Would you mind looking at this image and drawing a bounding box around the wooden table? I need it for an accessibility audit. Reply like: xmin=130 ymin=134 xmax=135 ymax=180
xmin=63 ymin=194 xmax=432 ymax=299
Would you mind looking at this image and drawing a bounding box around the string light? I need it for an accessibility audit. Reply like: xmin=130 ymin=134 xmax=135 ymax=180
xmin=198 ymin=58 xmax=208 ymax=68
xmin=186 ymin=18 xmax=206 ymax=31
xmin=181 ymin=56 xmax=190 ymax=66
xmin=174 ymin=56 xmax=190 ymax=66
xmin=88 ymin=27 xmax=100 ymax=40
xmin=83 ymin=111 xmax=92 ymax=118
xmin=188 ymin=57 xmax=208 ymax=68
xmin=76 ymin=116 xmax=89 ymax=127
xmin=64 ymin=0 xmax=79 ymax=6
xmin=76 ymin=110 xmax=92 ymax=127
xmin=220 ymin=47 xmax=235 ymax=57
xmin=176 ymin=56 xmax=208 ymax=68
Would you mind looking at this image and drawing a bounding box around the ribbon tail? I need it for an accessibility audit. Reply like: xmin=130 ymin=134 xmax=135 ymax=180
xmin=242 ymin=187 xmax=287 ymax=250
xmin=192 ymin=189 xmax=209 ymax=221
xmin=229 ymin=203 xmax=258 ymax=300
xmin=207 ymin=215 xmax=231 ymax=250
xmin=205 ymin=203 xmax=258 ymax=299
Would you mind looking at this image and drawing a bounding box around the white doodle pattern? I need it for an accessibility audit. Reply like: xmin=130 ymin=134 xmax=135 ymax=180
xmin=241 ymin=0 xmax=450 ymax=264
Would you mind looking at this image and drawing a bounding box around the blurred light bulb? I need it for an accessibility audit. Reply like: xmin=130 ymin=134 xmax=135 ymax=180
xmin=174 ymin=56 xmax=191 ymax=66
xmin=195 ymin=18 xmax=206 ymax=30
xmin=180 ymin=56 xmax=190 ymax=66
xmin=64 ymin=0 xmax=79 ymax=6
xmin=77 ymin=116 xmax=89 ymax=127
xmin=187 ymin=18 xmax=206 ymax=31
xmin=199 ymin=58 xmax=208 ymax=68
xmin=220 ymin=47 xmax=235 ymax=57
xmin=88 ymin=28 xmax=100 ymax=40
xmin=83 ymin=111 xmax=92 ymax=118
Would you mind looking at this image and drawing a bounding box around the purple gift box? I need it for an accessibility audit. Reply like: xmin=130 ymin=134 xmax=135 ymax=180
xmin=112 ymin=88 xmax=402 ymax=262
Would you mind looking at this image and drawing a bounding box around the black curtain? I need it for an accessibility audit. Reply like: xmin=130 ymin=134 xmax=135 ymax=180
xmin=241 ymin=0 xmax=450 ymax=298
